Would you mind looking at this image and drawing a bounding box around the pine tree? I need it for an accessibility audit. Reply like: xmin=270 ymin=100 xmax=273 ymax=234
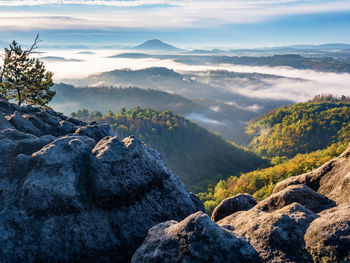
xmin=0 ymin=34 xmax=55 ymax=106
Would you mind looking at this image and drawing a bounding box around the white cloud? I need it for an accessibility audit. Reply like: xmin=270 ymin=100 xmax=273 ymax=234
xmin=0 ymin=0 xmax=349 ymax=29
xmin=0 ymin=0 xmax=307 ymax=7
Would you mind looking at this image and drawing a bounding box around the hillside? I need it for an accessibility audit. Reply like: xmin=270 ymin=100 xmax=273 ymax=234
xmin=71 ymin=107 xmax=268 ymax=192
xmin=247 ymin=95 xmax=350 ymax=158
xmin=51 ymin=83 xmax=209 ymax=116
xmin=51 ymin=82 xmax=274 ymax=145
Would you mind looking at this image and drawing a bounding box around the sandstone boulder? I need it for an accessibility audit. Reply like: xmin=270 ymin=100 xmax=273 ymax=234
xmin=273 ymin=147 xmax=350 ymax=205
xmin=256 ymin=184 xmax=335 ymax=213
xmin=211 ymin=193 xmax=257 ymax=222
xmin=132 ymin=211 xmax=261 ymax=263
xmin=218 ymin=203 xmax=318 ymax=262
xmin=305 ymin=204 xmax=350 ymax=262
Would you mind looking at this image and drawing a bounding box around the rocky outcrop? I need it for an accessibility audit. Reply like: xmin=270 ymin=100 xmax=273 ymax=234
xmin=0 ymin=99 xmax=203 ymax=262
xmin=305 ymin=204 xmax=350 ymax=262
xmin=273 ymin=147 xmax=350 ymax=205
xmin=255 ymin=184 xmax=335 ymax=213
xmin=211 ymin=193 xmax=257 ymax=222
xmin=132 ymin=211 xmax=261 ymax=263
xmin=219 ymin=203 xmax=318 ymax=262
xmin=133 ymin=145 xmax=350 ymax=262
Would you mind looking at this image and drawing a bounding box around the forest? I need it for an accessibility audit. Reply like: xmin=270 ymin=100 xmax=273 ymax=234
xmin=199 ymin=95 xmax=350 ymax=213
xmin=247 ymin=97 xmax=350 ymax=158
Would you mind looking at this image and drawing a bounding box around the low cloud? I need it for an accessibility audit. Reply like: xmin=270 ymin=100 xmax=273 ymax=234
xmin=185 ymin=113 xmax=226 ymax=126
xmin=29 ymin=49 xmax=350 ymax=103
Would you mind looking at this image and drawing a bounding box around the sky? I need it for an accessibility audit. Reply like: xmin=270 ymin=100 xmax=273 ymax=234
xmin=0 ymin=0 xmax=350 ymax=48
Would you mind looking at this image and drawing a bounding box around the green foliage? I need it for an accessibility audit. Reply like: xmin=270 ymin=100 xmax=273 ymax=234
xmin=247 ymin=98 xmax=350 ymax=158
xmin=71 ymin=107 xmax=268 ymax=192
xmin=200 ymin=141 xmax=348 ymax=214
xmin=0 ymin=36 xmax=55 ymax=106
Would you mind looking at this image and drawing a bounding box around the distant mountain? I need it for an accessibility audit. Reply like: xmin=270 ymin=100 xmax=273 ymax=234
xmin=133 ymin=39 xmax=181 ymax=51
xmin=76 ymin=51 xmax=95 ymax=54
xmin=187 ymin=49 xmax=224 ymax=54
xmin=40 ymin=56 xmax=83 ymax=62
xmin=288 ymin=43 xmax=350 ymax=51
xmin=108 ymin=53 xmax=350 ymax=73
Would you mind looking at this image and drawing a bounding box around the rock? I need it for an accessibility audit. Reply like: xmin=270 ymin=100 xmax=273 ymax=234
xmin=23 ymin=114 xmax=54 ymax=135
xmin=14 ymin=135 xmax=56 ymax=156
xmin=34 ymin=111 xmax=61 ymax=127
xmin=2 ymin=128 xmax=37 ymax=140
xmin=0 ymin=114 xmax=13 ymax=130
xmin=0 ymin=100 xmax=204 ymax=262
xmin=0 ymin=98 xmax=20 ymax=114
xmin=132 ymin=211 xmax=261 ymax=263
xmin=67 ymin=117 xmax=86 ymax=126
xmin=273 ymin=147 xmax=350 ymax=205
xmin=58 ymin=120 xmax=77 ymax=134
xmin=218 ymin=203 xmax=318 ymax=262
xmin=255 ymin=184 xmax=335 ymax=213
xmin=19 ymin=135 xmax=96 ymax=215
xmin=6 ymin=111 xmax=42 ymax=136
xmin=211 ymin=193 xmax=257 ymax=222
xmin=89 ymin=136 xmax=173 ymax=208
xmin=305 ymin=204 xmax=350 ymax=263
xmin=0 ymin=137 xmax=18 ymax=176
xmin=75 ymin=123 xmax=113 ymax=142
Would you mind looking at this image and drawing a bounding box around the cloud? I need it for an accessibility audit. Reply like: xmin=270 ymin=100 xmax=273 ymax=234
xmin=185 ymin=113 xmax=226 ymax=126
xmin=24 ymin=49 xmax=350 ymax=104
xmin=0 ymin=0 xmax=349 ymax=30
xmin=0 ymin=0 xmax=304 ymax=7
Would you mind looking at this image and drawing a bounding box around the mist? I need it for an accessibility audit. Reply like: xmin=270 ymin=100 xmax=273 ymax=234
xmin=40 ymin=49 xmax=350 ymax=103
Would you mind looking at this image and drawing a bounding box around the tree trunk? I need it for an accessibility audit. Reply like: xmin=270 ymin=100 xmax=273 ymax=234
xmin=17 ymin=87 xmax=22 ymax=106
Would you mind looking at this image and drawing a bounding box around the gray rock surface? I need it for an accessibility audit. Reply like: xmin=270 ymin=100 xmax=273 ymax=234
xmin=132 ymin=211 xmax=261 ymax=263
xmin=255 ymin=184 xmax=335 ymax=213
xmin=211 ymin=193 xmax=257 ymax=222
xmin=305 ymin=204 xmax=350 ymax=262
xmin=0 ymin=98 xmax=203 ymax=262
xmin=75 ymin=123 xmax=112 ymax=142
xmin=218 ymin=203 xmax=318 ymax=262
xmin=132 ymin=145 xmax=350 ymax=262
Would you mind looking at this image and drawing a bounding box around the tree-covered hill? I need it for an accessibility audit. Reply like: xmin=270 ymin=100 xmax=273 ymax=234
xmin=50 ymin=83 xmax=267 ymax=145
xmin=71 ymin=107 xmax=268 ymax=192
xmin=51 ymin=83 xmax=209 ymax=116
xmin=247 ymin=95 xmax=350 ymax=158
xmin=199 ymin=95 xmax=350 ymax=213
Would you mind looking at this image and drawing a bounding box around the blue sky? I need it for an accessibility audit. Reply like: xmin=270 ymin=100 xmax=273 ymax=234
xmin=0 ymin=0 xmax=350 ymax=48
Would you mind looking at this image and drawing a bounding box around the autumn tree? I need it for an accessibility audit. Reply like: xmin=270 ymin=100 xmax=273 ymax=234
xmin=0 ymin=34 xmax=55 ymax=106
